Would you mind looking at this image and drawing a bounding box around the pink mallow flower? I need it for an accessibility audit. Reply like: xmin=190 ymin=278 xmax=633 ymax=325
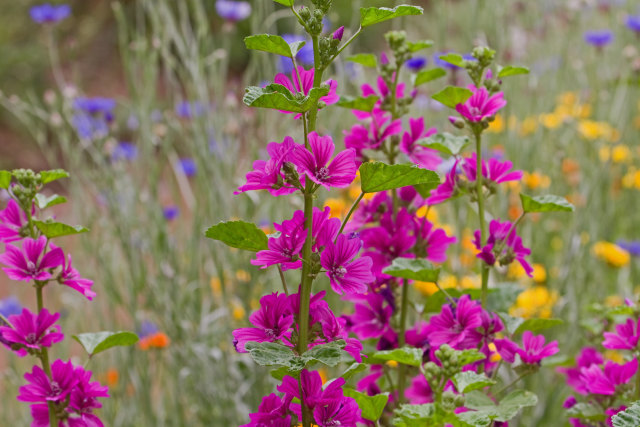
xmin=57 ymin=250 xmax=96 ymax=300
xmin=473 ymin=219 xmax=533 ymax=277
xmin=602 ymin=317 xmax=640 ymax=351
xmin=557 ymin=347 xmax=605 ymax=395
xmin=426 ymin=160 xmax=459 ymax=206
xmin=18 ymin=359 xmax=78 ymax=404
xmin=413 ymin=217 xmax=457 ymax=263
xmin=346 ymin=292 xmax=393 ymax=340
xmin=454 ymin=85 xmax=506 ymax=122
xmin=494 ymin=331 xmax=559 ymax=364
xmin=235 ymin=136 xmax=298 ymax=196
xmin=462 ymin=153 xmax=523 ymax=185
xmin=344 ymin=108 xmax=403 ymax=162
xmin=292 ymin=132 xmax=357 ymax=189
xmin=0 ymin=236 xmax=64 ymax=282
xmin=0 ymin=308 xmax=63 ymax=357
xmin=252 ymin=214 xmax=306 ymax=271
xmin=426 ymin=295 xmax=483 ymax=350
xmin=0 ymin=199 xmax=29 ymax=243
xmin=320 ymin=234 xmax=374 ymax=295
xmin=274 ymin=67 xmax=338 ymax=118
xmin=313 ymin=396 xmax=361 ymax=427
xmin=242 ymin=393 xmax=292 ymax=427
xmin=232 ymin=292 xmax=293 ymax=352
xmin=578 ymin=359 xmax=638 ymax=396
xmin=400 ymin=117 xmax=441 ymax=170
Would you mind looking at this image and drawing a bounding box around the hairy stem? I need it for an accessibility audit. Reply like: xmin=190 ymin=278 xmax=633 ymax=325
xmin=397 ymin=279 xmax=409 ymax=403
xmin=36 ymin=284 xmax=57 ymax=427
xmin=474 ymin=130 xmax=489 ymax=308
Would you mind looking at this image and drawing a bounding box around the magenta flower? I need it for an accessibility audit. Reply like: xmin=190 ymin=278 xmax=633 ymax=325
xmin=473 ymin=219 xmax=533 ymax=277
xmin=359 ymin=76 xmax=405 ymax=117
xmin=274 ymin=67 xmax=338 ymax=118
xmin=242 ymin=393 xmax=292 ymax=427
xmin=313 ymin=396 xmax=361 ymax=427
xmin=291 ymin=132 xmax=357 ymax=189
xmin=344 ymin=108 xmax=402 ymax=161
xmin=0 ymin=308 xmax=63 ymax=357
xmin=462 ymin=153 xmax=523 ymax=184
xmin=558 ymin=347 xmax=605 ymax=395
xmin=426 ymin=295 xmax=483 ymax=349
xmin=67 ymin=365 xmax=110 ymax=425
xmin=0 ymin=199 xmax=28 ymax=243
xmin=346 ymin=292 xmax=393 ymax=340
xmin=0 ymin=236 xmax=64 ymax=282
xmin=413 ymin=217 xmax=457 ymax=263
xmin=406 ymin=374 xmax=433 ymax=404
xmin=310 ymin=206 xmax=341 ymax=251
xmin=400 ymin=118 xmax=441 ymax=170
xmin=426 ymin=160 xmax=459 ymax=206
xmin=278 ymin=369 xmax=348 ymax=417
xmin=232 ymin=293 xmax=293 ymax=352
xmin=18 ymin=359 xmax=78 ymax=403
xmin=58 ymin=252 xmax=96 ymax=300
xmin=603 ymin=317 xmax=640 ymax=351
xmin=495 ymin=331 xmax=559 ymax=364
xmin=235 ymin=136 xmax=299 ymax=196
xmin=252 ymin=213 xmax=306 ymax=271
xmin=320 ymin=234 xmax=373 ymax=295
xmin=455 ymin=85 xmax=507 ymax=122
xmin=578 ymin=359 xmax=638 ymax=396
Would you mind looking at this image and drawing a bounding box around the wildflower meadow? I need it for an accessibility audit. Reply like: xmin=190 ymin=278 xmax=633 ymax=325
xmin=1 ymin=1 xmax=640 ymax=426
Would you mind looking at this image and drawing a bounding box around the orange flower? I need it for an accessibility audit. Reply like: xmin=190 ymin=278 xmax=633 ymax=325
xmin=138 ymin=332 xmax=171 ymax=350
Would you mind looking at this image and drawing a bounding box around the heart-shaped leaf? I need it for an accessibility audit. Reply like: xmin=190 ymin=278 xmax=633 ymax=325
xmin=244 ymin=34 xmax=305 ymax=58
xmin=413 ymin=68 xmax=447 ymax=86
xmin=432 ymin=86 xmax=473 ymax=109
xmin=34 ymin=221 xmax=88 ymax=238
xmin=73 ymin=331 xmax=138 ymax=357
xmin=205 ymin=220 xmax=268 ymax=252
xmin=337 ymin=95 xmax=379 ymax=112
xmin=520 ymin=194 xmax=575 ymax=213
xmin=383 ymin=258 xmax=441 ymax=282
xmin=360 ymin=5 xmax=424 ymax=27
xmin=346 ymin=53 xmax=378 ymax=68
xmin=344 ymin=389 xmax=389 ymax=421
xmin=359 ymin=162 xmax=439 ymax=193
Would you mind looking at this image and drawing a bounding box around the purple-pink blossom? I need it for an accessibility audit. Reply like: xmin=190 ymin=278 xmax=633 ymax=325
xmin=0 ymin=199 xmax=29 ymax=243
xmin=0 ymin=236 xmax=65 ymax=282
xmin=426 ymin=160 xmax=459 ymax=206
xmin=344 ymin=108 xmax=402 ymax=162
xmin=346 ymin=292 xmax=393 ymax=340
xmin=473 ymin=219 xmax=533 ymax=277
xmin=274 ymin=67 xmax=338 ymax=118
xmin=413 ymin=217 xmax=457 ymax=263
xmin=426 ymin=295 xmax=483 ymax=350
xmin=242 ymin=393 xmax=292 ymax=427
xmin=400 ymin=117 xmax=441 ymax=170
xmin=494 ymin=331 xmax=559 ymax=364
xmin=232 ymin=293 xmax=293 ymax=352
xmin=57 ymin=251 xmax=96 ymax=300
xmin=455 ymin=85 xmax=507 ymax=122
xmin=320 ymin=234 xmax=373 ymax=295
xmin=291 ymin=132 xmax=357 ymax=189
xmin=602 ymin=317 xmax=639 ymax=351
xmin=578 ymin=359 xmax=638 ymax=396
xmin=462 ymin=153 xmax=523 ymax=185
xmin=0 ymin=308 xmax=63 ymax=357
xmin=18 ymin=359 xmax=78 ymax=404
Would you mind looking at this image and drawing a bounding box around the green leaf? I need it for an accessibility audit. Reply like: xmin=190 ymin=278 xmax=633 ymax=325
xmin=431 ymin=86 xmax=473 ymax=109
xmin=369 ymin=347 xmax=422 ymax=367
xmin=244 ymin=34 xmax=304 ymax=58
xmin=341 ymin=363 xmax=367 ymax=380
xmin=413 ymin=181 xmax=440 ymax=198
xmin=497 ymin=66 xmax=530 ymax=78
xmin=270 ymin=366 xmax=300 ymax=381
xmin=346 ymin=53 xmax=378 ymax=68
xmin=359 ymin=162 xmax=440 ymax=193
xmin=393 ymin=403 xmax=436 ymax=424
xmin=40 ymin=169 xmax=70 ymax=184
xmin=360 ymin=5 xmax=424 ymax=27
xmin=0 ymin=170 xmax=11 ymax=189
xmin=272 ymin=0 xmax=293 ymax=5
xmin=205 ymin=220 xmax=268 ymax=252
xmin=457 ymin=348 xmax=487 ymax=366
xmin=566 ymin=403 xmax=608 ymax=422
xmin=383 ymin=258 xmax=441 ymax=282
xmin=244 ymin=342 xmax=303 ymax=369
xmin=407 ymin=40 xmax=434 ymax=52
xmin=243 ymin=84 xmax=329 ymax=113
xmin=612 ymin=401 xmax=640 ymax=427
xmin=494 ymin=390 xmax=538 ymax=421
xmin=35 ymin=194 xmax=67 ymax=210
xmin=453 ymin=372 xmax=496 ymax=393
xmin=438 ymin=53 xmax=465 ymax=68
xmin=419 ymin=132 xmax=469 ymax=156
xmin=34 ymin=221 xmax=88 ymax=238
xmin=413 ymin=68 xmax=447 ymax=86
xmin=423 ymin=289 xmax=484 ymax=313
xmin=460 ymin=390 xmax=538 ymax=425
xmin=73 ymin=331 xmax=138 ymax=357
xmin=497 ymin=312 xmax=524 ymax=335
xmin=344 ymin=389 xmax=389 ymax=421
xmin=302 ymin=341 xmax=344 ymax=367
xmin=337 ymin=95 xmax=379 ymax=112
xmin=513 ymin=318 xmax=563 ymax=335
xmin=520 ymin=193 xmax=575 ymax=213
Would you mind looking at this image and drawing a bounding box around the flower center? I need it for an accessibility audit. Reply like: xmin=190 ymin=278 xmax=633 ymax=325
xmin=26 ymin=260 xmax=38 ymax=274
xmin=469 ymin=106 xmax=482 ymax=117
xmin=331 ymin=266 xmax=347 ymax=279
xmin=25 ymin=333 xmax=38 ymax=344
xmin=49 ymin=381 xmax=61 ymax=396
xmin=316 ymin=167 xmax=330 ymax=181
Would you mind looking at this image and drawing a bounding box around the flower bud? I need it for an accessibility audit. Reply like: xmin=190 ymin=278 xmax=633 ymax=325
xmin=333 ymin=26 xmax=344 ymax=41
xmin=449 ymin=116 xmax=465 ymax=129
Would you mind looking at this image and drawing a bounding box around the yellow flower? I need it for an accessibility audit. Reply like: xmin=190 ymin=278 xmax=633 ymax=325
xmin=551 ymin=236 xmax=563 ymax=251
xmin=325 ymin=198 xmax=346 ymax=218
xmin=593 ymin=242 xmax=630 ymax=267
xmin=460 ymin=275 xmax=480 ymax=290
xmin=604 ymin=350 xmax=624 ymax=364
xmin=386 ymin=360 xmax=399 ymax=368
xmin=599 ymin=146 xmax=611 ymax=163
xmin=519 ymin=117 xmax=538 ymax=136
xmin=522 ymin=171 xmax=551 ymax=190
xmin=532 ymin=264 xmax=547 ymax=283
xmin=509 ymin=286 xmax=558 ymax=319
xmin=416 ymin=205 xmax=439 ymax=224
xmin=507 ymin=262 xmax=528 ymax=280
xmin=235 ymin=269 xmax=251 ymax=282
xmin=622 ymin=169 xmax=640 ymax=189
xmin=611 ymin=145 xmax=631 ymax=163
xmin=577 ymin=120 xmax=616 ymax=140
xmin=210 ymin=277 xmax=222 ymax=298
xmin=488 ymin=342 xmax=501 ymax=363
xmin=557 ymin=92 xmax=577 ymax=106
xmin=487 ymin=114 xmax=505 ymax=133
xmin=539 ymin=113 xmax=563 ymax=130
xmin=414 ymin=281 xmax=439 ymax=296
xmin=605 ymin=295 xmax=623 ymax=307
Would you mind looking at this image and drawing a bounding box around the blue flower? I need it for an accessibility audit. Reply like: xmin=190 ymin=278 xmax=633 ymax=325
xmin=179 ymin=158 xmax=197 ymax=177
xmin=406 ymin=56 xmax=428 ymax=72
xmin=278 ymin=34 xmax=314 ymax=73
xmin=112 ymin=142 xmax=138 ymax=162
xmin=216 ymin=0 xmax=251 ymax=21
xmin=583 ymin=30 xmax=614 ymax=47
xmin=163 ymin=206 xmax=180 ymax=221
xmin=72 ymin=97 xmax=116 ymax=140
xmin=175 ymin=101 xmax=207 ymax=119
xmin=433 ymin=52 xmax=474 ymax=70
xmin=30 ymin=3 xmax=71 ymax=24
xmin=139 ymin=320 xmax=159 ymax=338
xmin=627 ymin=15 xmax=640 ymax=33
xmin=617 ymin=240 xmax=640 ymax=257
xmin=0 ymin=296 xmax=22 ymax=319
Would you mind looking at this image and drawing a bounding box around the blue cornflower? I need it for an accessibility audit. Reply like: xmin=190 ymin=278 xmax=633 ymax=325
xmin=406 ymin=56 xmax=428 ymax=72
xmin=112 ymin=142 xmax=138 ymax=162
xmin=139 ymin=320 xmax=159 ymax=338
xmin=215 ymin=0 xmax=251 ymax=22
xmin=179 ymin=158 xmax=197 ymax=177
xmin=583 ymin=30 xmax=614 ymax=47
xmin=278 ymin=34 xmax=314 ymax=73
xmin=175 ymin=101 xmax=206 ymax=119
xmin=627 ymin=16 xmax=640 ymax=33
xmin=163 ymin=206 xmax=180 ymax=221
xmin=30 ymin=3 xmax=71 ymax=24
xmin=0 ymin=296 xmax=22 ymax=319
xmin=617 ymin=240 xmax=640 ymax=257
xmin=72 ymin=97 xmax=116 ymax=140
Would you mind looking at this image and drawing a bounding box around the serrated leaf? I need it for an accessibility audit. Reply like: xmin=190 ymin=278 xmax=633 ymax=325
xmin=457 ymin=348 xmax=487 ymax=366
xmin=341 ymin=363 xmax=367 ymax=380
xmin=513 ymin=318 xmax=563 ymax=335
xmin=393 ymin=403 xmax=436 ymax=423
xmin=272 ymin=0 xmax=293 ymax=5
xmin=419 ymin=132 xmax=469 ymax=156
xmin=360 ymin=5 xmax=424 ymax=27
xmin=359 ymin=162 xmax=440 ymax=193
xmin=0 ymin=171 xmax=11 ymax=189
xmin=73 ymin=331 xmax=138 ymax=357
xmin=566 ymin=403 xmax=608 ymax=421
xmin=244 ymin=342 xmax=302 ymax=368
xmin=413 ymin=181 xmax=440 ymax=198
xmin=612 ymin=401 xmax=640 ymax=427
xmin=205 ymin=220 xmax=268 ymax=252
xmin=40 ymin=169 xmax=70 ymax=184
xmin=344 ymin=389 xmax=389 ymax=421
xmin=244 ymin=34 xmax=304 ymax=58
xmin=337 ymin=95 xmax=379 ymax=112
xmin=431 ymin=86 xmax=473 ymax=109
xmin=461 ymin=390 xmax=537 ymax=424
xmin=35 ymin=194 xmax=67 ymax=210
xmin=302 ymin=341 xmax=344 ymax=367
xmin=438 ymin=53 xmax=465 ymax=68
xmin=497 ymin=66 xmax=530 ymax=78
xmin=243 ymin=84 xmax=329 ymax=113
xmin=383 ymin=258 xmax=440 ymax=282
xmin=453 ymin=372 xmax=496 ymax=393
xmin=346 ymin=53 xmax=377 ymax=68
xmin=520 ymin=193 xmax=574 ymax=213
xmin=407 ymin=40 xmax=434 ymax=52
xmin=34 ymin=221 xmax=88 ymax=238
xmin=413 ymin=68 xmax=447 ymax=86
xmin=270 ymin=366 xmax=300 ymax=381
xmin=369 ymin=347 xmax=422 ymax=366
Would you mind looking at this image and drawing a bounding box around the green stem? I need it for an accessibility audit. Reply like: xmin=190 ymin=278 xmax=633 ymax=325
xmin=397 ymin=279 xmax=409 ymax=403
xmin=307 ymin=36 xmax=324 ymax=132
xmin=336 ymin=192 xmax=364 ymax=241
xmin=36 ymin=285 xmax=57 ymax=427
xmin=495 ymin=371 xmax=531 ymax=396
xmin=474 ymin=130 xmax=489 ymax=308
xmin=277 ymin=265 xmax=289 ymax=295
xmin=323 ymin=27 xmax=363 ymax=70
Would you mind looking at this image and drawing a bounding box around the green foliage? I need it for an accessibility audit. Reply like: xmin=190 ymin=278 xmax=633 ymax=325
xmin=73 ymin=331 xmax=138 ymax=357
xmin=407 ymin=40 xmax=434 ymax=52
xmin=346 ymin=53 xmax=377 ymax=68
xmin=360 ymin=5 xmax=424 ymax=27
xmin=452 ymin=372 xmax=496 ymax=393
xmin=612 ymin=401 xmax=640 ymax=427
xmin=244 ymin=34 xmax=305 ymax=58
xmin=413 ymin=68 xmax=447 ymax=86
xmin=513 ymin=318 xmax=563 ymax=335
xmin=567 ymin=403 xmax=608 ymax=423
xmin=457 ymin=390 xmax=538 ymax=426
xmin=244 ymin=342 xmax=304 ymax=370
xmin=272 ymin=0 xmax=294 ymax=6
xmin=204 ymin=221 xmax=268 ymax=252
xmin=438 ymin=53 xmax=465 ymax=68
xmin=520 ymin=193 xmax=575 ymax=213
xmin=497 ymin=66 xmax=530 ymax=78
xmin=343 ymin=389 xmax=389 ymax=421
xmin=383 ymin=258 xmax=441 ymax=282
xmin=0 ymin=170 xmax=11 ymax=189
xmin=432 ymin=86 xmax=473 ymax=109
xmin=369 ymin=347 xmax=423 ymax=366
xmin=34 ymin=194 xmax=67 ymax=209
xmin=359 ymin=162 xmax=440 ymax=193
xmin=34 ymin=221 xmax=89 ymax=238
xmin=420 ymin=132 xmax=469 ymax=156
xmin=301 ymin=341 xmax=345 ymax=367
xmin=393 ymin=403 xmax=470 ymax=427
xmin=336 ymin=95 xmax=379 ymax=112
xmin=341 ymin=363 xmax=367 ymax=380
xmin=243 ymin=84 xmax=329 ymax=113
xmin=40 ymin=169 xmax=70 ymax=184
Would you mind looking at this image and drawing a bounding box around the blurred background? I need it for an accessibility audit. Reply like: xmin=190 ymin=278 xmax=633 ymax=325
xmin=0 ymin=0 xmax=639 ymax=425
